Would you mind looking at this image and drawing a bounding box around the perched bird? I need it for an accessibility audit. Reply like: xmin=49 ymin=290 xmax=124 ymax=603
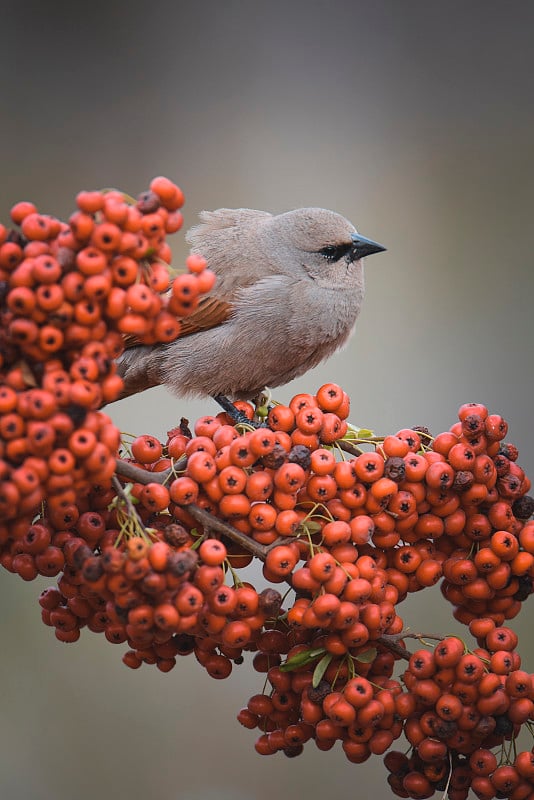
xmin=116 ymin=207 xmax=385 ymax=401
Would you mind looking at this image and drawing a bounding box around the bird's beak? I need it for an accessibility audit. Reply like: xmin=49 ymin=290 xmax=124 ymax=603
xmin=351 ymin=232 xmax=386 ymax=260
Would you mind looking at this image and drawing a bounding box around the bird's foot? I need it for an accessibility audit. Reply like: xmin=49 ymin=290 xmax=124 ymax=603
xmin=212 ymin=394 xmax=259 ymax=427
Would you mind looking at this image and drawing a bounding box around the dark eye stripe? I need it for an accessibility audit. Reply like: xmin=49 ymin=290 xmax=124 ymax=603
xmin=319 ymin=243 xmax=352 ymax=262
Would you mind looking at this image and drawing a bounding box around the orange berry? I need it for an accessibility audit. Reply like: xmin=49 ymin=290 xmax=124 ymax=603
xmin=199 ymin=539 xmax=227 ymax=566
xmin=354 ymin=451 xmax=385 ymax=483
xmin=322 ymin=520 xmax=351 ymax=546
xmin=310 ymin=448 xmax=336 ymax=475
xmin=11 ymin=200 xmax=38 ymax=225
xmin=139 ymin=483 xmax=170 ymax=512
xmin=267 ymin=405 xmax=295 ymax=432
xmin=308 ymin=551 xmax=336 ymax=583
xmin=248 ymin=502 xmax=277 ymax=531
xmin=315 ymin=382 xmax=344 ymax=412
xmin=21 ymin=213 xmax=52 ymax=241
xmin=265 ymin=544 xmax=298 ymax=577
xmin=169 ymin=476 xmax=199 ymax=505
xmin=76 ymin=246 xmax=107 ymax=276
xmin=111 ymin=255 xmax=139 ymax=286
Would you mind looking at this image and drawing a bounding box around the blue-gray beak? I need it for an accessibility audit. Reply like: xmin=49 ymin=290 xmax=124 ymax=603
xmin=351 ymin=232 xmax=386 ymax=259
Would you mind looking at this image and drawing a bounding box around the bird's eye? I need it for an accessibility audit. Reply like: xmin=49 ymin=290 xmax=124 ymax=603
xmin=318 ymin=243 xmax=352 ymax=263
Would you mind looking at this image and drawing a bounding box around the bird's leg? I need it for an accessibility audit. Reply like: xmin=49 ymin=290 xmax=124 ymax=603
xmin=212 ymin=394 xmax=257 ymax=427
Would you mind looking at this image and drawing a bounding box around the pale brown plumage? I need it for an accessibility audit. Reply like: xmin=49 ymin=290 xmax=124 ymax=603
xmin=116 ymin=207 xmax=385 ymax=400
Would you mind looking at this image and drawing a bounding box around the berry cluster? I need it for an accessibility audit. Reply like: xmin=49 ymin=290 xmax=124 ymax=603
xmin=161 ymin=385 xmax=351 ymax=549
xmin=2 ymin=385 xmax=534 ymax=797
xmin=385 ymin=623 xmax=534 ymax=799
xmin=39 ymin=528 xmax=280 ymax=679
xmin=76 ymin=388 xmax=532 ymax=798
xmin=0 ymin=177 xmax=214 ymax=528
xmin=130 ymin=393 xmax=533 ymax=626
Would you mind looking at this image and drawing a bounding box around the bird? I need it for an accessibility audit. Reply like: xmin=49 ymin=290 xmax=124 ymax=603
xmin=115 ymin=206 xmax=385 ymax=403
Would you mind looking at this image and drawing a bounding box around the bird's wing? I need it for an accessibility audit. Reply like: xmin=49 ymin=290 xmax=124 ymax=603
xmin=121 ymin=294 xmax=234 ymax=350
xmin=179 ymin=295 xmax=234 ymax=335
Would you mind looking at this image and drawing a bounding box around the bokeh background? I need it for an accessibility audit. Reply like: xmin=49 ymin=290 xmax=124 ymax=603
xmin=1 ymin=2 xmax=533 ymax=798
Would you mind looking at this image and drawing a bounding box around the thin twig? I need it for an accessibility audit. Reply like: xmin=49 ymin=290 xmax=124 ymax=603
xmin=337 ymin=439 xmax=364 ymax=458
xmin=111 ymin=475 xmax=151 ymax=541
xmin=111 ymin=475 xmax=140 ymax=520
xmin=395 ymin=631 xmax=445 ymax=643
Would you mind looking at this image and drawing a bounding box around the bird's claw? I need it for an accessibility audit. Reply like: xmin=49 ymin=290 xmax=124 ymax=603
xmin=212 ymin=394 xmax=265 ymax=428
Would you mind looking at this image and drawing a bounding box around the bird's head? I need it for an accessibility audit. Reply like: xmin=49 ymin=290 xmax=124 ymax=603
xmin=261 ymin=207 xmax=386 ymax=288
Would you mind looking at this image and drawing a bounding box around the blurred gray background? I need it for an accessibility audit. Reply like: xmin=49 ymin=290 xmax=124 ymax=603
xmin=1 ymin=2 xmax=533 ymax=798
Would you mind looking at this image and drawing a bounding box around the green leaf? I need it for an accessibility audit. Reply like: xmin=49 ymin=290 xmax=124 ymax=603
xmin=356 ymin=428 xmax=374 ymax=439
xmin=279 ymin=647 xmax=327 ymax=672
xmin=312 ymin=653 xmax=333 ymax=688
xmin=354 ymin=647 xmax=378 ymax=664
xmin=304 ymin=520 xmax=322 ymax=534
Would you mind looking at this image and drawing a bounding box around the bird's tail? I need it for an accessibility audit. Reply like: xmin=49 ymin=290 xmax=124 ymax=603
xmin=115 ymin=345 xmax=160 ymax=400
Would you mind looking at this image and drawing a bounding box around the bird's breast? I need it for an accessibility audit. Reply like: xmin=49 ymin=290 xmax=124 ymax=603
xmin=289 ymin=282 xmax=364 ymax=344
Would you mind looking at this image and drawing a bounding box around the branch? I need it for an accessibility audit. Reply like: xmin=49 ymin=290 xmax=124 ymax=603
xmin=377 ymin=630 xmax=446 ymax=661
xmin=114 ymin=457 xmax=273 ymax=560
xmin=186 ymin=503 xmax=270 ymax=560
xmin=114 ymin=456 xmax=185 ymax=485
xmin=114 ymin=459 xmax=455 ymax=658
xmin=337 ymin=439 xmax=364 ymax=458
xmin=376 ymin=635 xmax=410 ymax=661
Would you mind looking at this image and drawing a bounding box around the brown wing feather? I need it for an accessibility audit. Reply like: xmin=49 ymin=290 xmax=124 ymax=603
xmin=178 ymin=295 xmax=233 ymax=336
xmin=121 ymin=295 xmax=234 ymax=350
